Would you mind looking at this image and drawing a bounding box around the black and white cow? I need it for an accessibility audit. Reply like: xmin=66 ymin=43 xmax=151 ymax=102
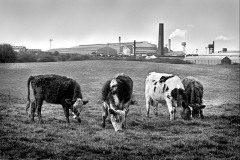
xmin=182 ymin=76 xmax=206 ymax=119
xmin=101 ymin=73 xmax=133 ymax=132
xmin=26 ymin=74 xmax=88 ymax=123
xmin=145 ymin=72 xmax=191 ymax=120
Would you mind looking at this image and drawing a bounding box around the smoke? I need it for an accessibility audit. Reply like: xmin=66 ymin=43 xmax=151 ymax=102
xmin=169 ymin=29 xmax=187 ymax=39
xmin=215 ymin=35 xmax=231 ymax=41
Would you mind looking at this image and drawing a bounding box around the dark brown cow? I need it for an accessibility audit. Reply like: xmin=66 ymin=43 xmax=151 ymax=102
xmin=26 ymin=74 xmax=88 ymax=123
xmin=182 ymin=76 xmax=206 ymax=119
xmin=101 ymin=73 xmax=133 ymax=132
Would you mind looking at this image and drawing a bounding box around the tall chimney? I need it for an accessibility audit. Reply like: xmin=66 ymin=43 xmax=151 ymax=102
xmin=119 ymin=36 xmax=121 ymax=53
xmin=168 ymin=39 xmax=171 ymax=52
xmin=133 ymin=40 xmax=136 ymax=58
xmin=158 ymin=23 xmax=164 ymax=55
xmin=212 ymin=41 xmax=215 ymax=53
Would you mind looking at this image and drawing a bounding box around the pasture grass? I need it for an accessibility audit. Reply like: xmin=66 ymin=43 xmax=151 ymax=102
xmin=0 ymin=60 xmax=240 ymax=159
xmin=1 ymin=94 xmax=239 ymax=159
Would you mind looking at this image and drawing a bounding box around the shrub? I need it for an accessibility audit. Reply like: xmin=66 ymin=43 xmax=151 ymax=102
xmin=148 ymin=58 xmax=192 ymax=64
xmin=17 ymin=53 xmax=37 ymax=62
xmin=0 ymin=44 xmax=17 ymax=63
xmin=38 ymin=55 xmax=56 ymax=62
xmin=67 ymin=54 xmax=90 ymax=61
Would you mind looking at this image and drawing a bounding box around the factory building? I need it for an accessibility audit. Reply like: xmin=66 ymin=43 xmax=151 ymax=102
xmin=49 ymin=41 xmax=157 ymax=56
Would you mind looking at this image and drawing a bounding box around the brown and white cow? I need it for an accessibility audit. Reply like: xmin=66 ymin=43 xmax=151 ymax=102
xmin=145 ymin=72 xmax=191 ymax=120
xmin=101 ymin=73 xmax=133 ymax=132
xmin=26 ymin=74 xmax=88 ymax=123
xmin=182 ymin=76 xmax=206 ymax=119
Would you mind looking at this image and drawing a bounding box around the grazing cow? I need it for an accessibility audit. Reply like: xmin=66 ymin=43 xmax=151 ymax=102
xmin=101 ymin=73 xmax=133 ymax=132
xmin=26 ymin=74 xmax=88 ymax=123
xmin=182 ymin=76 xmax=206 ymax=119
xmin=145 ymin=72 xmax=191 ymax=120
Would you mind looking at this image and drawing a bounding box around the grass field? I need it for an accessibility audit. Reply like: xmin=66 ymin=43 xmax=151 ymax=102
xmin=0 ymin=60 xmax=239 ymax=159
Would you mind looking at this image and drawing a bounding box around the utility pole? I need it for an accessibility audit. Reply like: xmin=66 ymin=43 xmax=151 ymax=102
xmin=134 ymin=40 xmax=136 ymax=58
xmin=49 ymin=39 xmax=53 ymax=50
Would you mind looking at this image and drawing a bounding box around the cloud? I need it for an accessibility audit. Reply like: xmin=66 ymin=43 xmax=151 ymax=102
xmin=215 ymin=35 xmax=231 ymax=41
xmin=187 ymin=24 xmax=195 ymax=27
xmin=169 ymin=29 xmax=187 ymax=39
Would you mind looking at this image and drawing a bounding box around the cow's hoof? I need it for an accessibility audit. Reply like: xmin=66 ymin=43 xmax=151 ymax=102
xmin=102 ymin=123 xmax=105 ymax=128
xmin=77 ymin=118 xmax=81 ymax=123
xmin=39 ymin=120 xmax=44 ymax=124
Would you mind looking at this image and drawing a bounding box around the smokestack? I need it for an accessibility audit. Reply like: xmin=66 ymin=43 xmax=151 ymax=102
xmin=158 ymin=23 xmax=164 ymax=55
xmin=119 ymin=36 xmax=121 ymax=53
xmin=168 ymin=39 xmax=171 ymax=52
xmin=212 ymin=41 xmax=215 ymax=53
xmin=134 ymin=40 xmax=136 ymax=58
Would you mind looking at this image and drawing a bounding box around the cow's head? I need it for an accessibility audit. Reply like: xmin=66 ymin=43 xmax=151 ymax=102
xmin=171 ymin=88 xmax=191 ymax=120
xmin=109 ymin=108 xmax=126 ymax=132
xmin=110 ymin=79 xmax=118 ymax=94
xmin=181 ymin=101 xmax=192 ymax=120
xmin=65 ymin=98 xmax=88 ymax=119
xmin=189 ymin=104 xmax=206 ymax=118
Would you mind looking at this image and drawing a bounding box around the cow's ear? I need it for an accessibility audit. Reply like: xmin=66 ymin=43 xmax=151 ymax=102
xmin=109 ymin=108 xmax=117 ymax=116
xmin=83 ymin=100 xmax=89 ymax=105
xmin=182 ymin=101 xmax=188 ymax=108
xmin=65 ymin=99 xmax=73 ymax=104
xmin=199 ymin=105 xmax=206 ymax=109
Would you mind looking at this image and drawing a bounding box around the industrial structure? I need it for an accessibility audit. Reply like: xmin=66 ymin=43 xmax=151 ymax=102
xmin=49 ymin=41 xmax=157 ymax=56
xmin=13 ymin=46 xmax=41 ymax=53
xmin=47 ymin=22 xmax=239 ymax=64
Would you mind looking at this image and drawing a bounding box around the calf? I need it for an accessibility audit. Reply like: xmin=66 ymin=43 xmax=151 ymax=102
xmin=182 ymin=76 xmax=206 ymax=119
xmin=101 ymin=73 xmax=133 ymax=132
xmin=26 ymin=74 xmax=88 ymax=123
xmin=145 ymin=72 xmax=191 ymax=120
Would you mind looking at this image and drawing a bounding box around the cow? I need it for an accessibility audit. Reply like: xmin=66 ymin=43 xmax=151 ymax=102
xmin=182 ymin=76 xmax=206 ymax=119
xmin=26 ymin=74 xmax=89 ymax=123
xmin=145 ymin=72 xmax=191 ymax=120
xmin=101 ymin=73 xmax=133 ymax=132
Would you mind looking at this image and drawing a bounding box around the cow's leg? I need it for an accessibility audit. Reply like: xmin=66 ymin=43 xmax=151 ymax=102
xmin=36 ymin=98 xmax=44 ymax=123
xmin=62 ymin=105 xmax=70 ymax=123
xmin=30 ymin=100 xmax=36 ymax=121
xmin=123 ymin=103 xmax=130 ymax=129
xmin=145 ymin=96 xmax=151 ymax=117
xmin=200 ymin=110 xmax=204 ymax=119
xmin=166 ymin=99 xmax=176 ymax=120
xmin=102 ymin=102 xmax=108 ymax=128
xmin=153 ymin=102 xmax=159 ymax=117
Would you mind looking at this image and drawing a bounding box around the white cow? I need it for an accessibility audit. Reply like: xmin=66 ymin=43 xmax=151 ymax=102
xmin=145 ymin=72 xmax=191 ymax=120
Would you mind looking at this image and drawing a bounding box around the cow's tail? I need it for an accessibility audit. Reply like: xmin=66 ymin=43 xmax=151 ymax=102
xmin=26 ymin=76 xmax=34 ymax=114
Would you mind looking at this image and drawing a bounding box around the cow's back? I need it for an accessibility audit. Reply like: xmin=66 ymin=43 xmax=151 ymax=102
xmin=31 ymin=74 xmax=77 ymax=104
xmin=116 ymin=74 xmax=133 ymax=100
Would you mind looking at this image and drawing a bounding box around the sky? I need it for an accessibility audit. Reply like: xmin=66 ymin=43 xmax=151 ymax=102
xmin=0 ymin=0 xmax=239 ymax=54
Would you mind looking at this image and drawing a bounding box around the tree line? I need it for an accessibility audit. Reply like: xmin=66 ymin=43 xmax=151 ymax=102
xmin=0 ymin=44 xmax=90 ymax=63
xmin=0 ymin=43 xmax=192 ymax=64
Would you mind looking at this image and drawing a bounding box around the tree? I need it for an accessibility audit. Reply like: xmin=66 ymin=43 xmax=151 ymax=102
xmin=53 ymin=51 xmax=60 ymax=56
xmin=0 ymin=44 xmax=17 ymax=63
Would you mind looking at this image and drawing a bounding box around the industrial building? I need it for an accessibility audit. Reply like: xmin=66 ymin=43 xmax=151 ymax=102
xmin=49 ymin=41 xmax=157 ymax=56
xmin=13 ymin=46 xmax=42 ymax=53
